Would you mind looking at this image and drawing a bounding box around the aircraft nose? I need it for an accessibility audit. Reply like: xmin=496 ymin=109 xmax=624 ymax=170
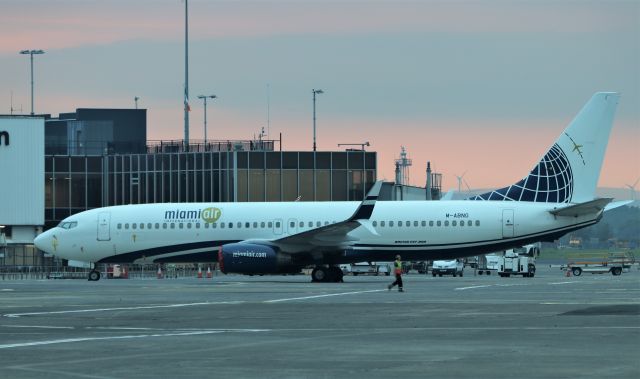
xmin=34 ymin=231 xmax=52 ymax=253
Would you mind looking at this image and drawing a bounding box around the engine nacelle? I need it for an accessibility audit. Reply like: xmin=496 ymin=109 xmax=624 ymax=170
xmin=218 ymin=243 xmax=297 ymax=275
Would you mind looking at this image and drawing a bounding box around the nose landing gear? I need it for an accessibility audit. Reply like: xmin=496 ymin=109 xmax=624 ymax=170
xmin=311 ymin=266 xmax=344 ymax=283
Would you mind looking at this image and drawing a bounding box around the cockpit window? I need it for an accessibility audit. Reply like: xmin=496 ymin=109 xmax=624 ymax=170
xmin=58 ymin=221 xmax=78 ymax=229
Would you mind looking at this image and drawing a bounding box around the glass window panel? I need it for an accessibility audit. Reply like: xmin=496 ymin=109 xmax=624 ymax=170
xmin=365 ymin=153 xmax=376 ymax=170
xmin=347 ymin=152 xmax=365 ymax=169
xmin=87 ymin=174 xmax=102 ymax=208
xmin=282 ymin=152 xmax=298 ymax=169
xmin=249 ymin=152 xmax=264 ymax=169
xmin=249 ymin=170 xmax=265 ymax=202
xmin=332 ymin=170 xmax=347 ymax=201
xmin=316 ymin=152 xmax=331 ymax=169
xmin=236 ymin=152 xmax=248 ymax=169
xmin=266 ymin=152 xmax=281 ymax=169
xmin=237 ymin=169 xmax=248 ymax=202
xmin=332 ymin=152 xmax=347 ymax=169
xmin=316 ymin=170 xmax=331 ymax=201
xmin=55 ymin=157 xmax=69 ymax=172
xmin=282 ymin=170 xmax=298 ymax=201
xmin=299 ymin=152 xmax=314 ymax=169
xmin=266 ymin=170 xmax=281 ymax=202
xmin=348 ymin=170 xmax=363 ymax=201
xmin=299 ymin=170 xmax=314 ymax=201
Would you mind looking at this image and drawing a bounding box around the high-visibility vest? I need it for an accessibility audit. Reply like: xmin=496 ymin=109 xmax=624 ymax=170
xmin=394 ymin=260 xmax=402 ymax=275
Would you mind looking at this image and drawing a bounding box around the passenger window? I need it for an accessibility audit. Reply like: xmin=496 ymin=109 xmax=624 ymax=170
xmin=460 ymin=221 xmax=464 ymax=227
xmin=372 ymin=221 xmax=377 ymax=227
xmin=467 ymin=220 xmax=472 ymax=226
xmin=421 ymin=221 xmax=426 ymax=227
xmin=179 ymin=223 xmax=184 ymax=229
xmin=436 ymin=221 xmax=441 ymax=227
xmin=261 ymin=222 xmax=266 ymax=228
xmin=444 ymin=221 xmax=449 ymax=227
xmin=210 ymin=223 xmax=215 ymax=229
xmin=299 ymin=221 xmax=304 ymax=228
xmin=389 ymin=221 xmax=394 ymax=227
xmin=132 ymin=223 xmax=137 ymax=230
xmin=316 ymin=221 xmax=321 ymax=227
xmin=398 ymin=221 xmax=403 ymax=227
xmin=414 ymin=221 xmax=418 ymax=227
xmin=253 ymin=222 xmax=258 ymax=228
xmin=170 ymin=223 xmax=175 ymax=229
xmin=187 ymin=223 xmax=192 ymax=229
xmin=147 ymin=223 xmax=152 ymax=229
xmin=237 ymin=222 xmax=242 ymax=228
xmin=276 ymin=222 xmax=280 ymax=228
xmin=324 ymin=221 xmax=329 ymax=226
xmin=308 ymin=221 xmax=313 ymax=228
xmin=268 ymin=222 xmax=273 ymax=228
xmin=155 ymin=223 xmax=159 ymax=229
xmin=245 ymin=222 xmax=250 ymax=228
xmin=452 ymin=220 xmax=457 ymax=226
xmin=195 ymin=223 xmax=200 ymax=229
xmin=406 ymin=221 xmax=410 ymax=227
xmin=429 ymin=221 xmax=434 ymax=227
xmin=475 ymin=220 xmax=480 ymax=226
xmin=125 ymin=223 xmax=129 ymax=229
xmin=221 ymin=223 xmax=225 ymax=229
xmin=290 ymin=222 xmax=295 ymax=228
xmin=228 ymin=223 xmax=233 ymax=229
xmin=162 ymin=223 xmax=167 ymax=229
xmin=381 ymin=221 xmax=385 ymax=227
xmin=140 ymin=223 xmax=145 ymax=229
xmin=117 ymin=223 xmax=122 ymax=229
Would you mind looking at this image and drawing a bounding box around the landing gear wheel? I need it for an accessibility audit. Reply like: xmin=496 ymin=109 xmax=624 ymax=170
xmin=460 ymin=271 xmax=464 ymax=277
xmin=572 ymin=267 xmax=582 ymax=276
xmin=88 ymin=270 xmax=100 ymax=281
xmin=330 ymin=267 xmax=344 ymax=282
xmin=611 ymin=267 xmax=622 ymax=276
xmin=311 ymin=267 xmax=327 ymax=282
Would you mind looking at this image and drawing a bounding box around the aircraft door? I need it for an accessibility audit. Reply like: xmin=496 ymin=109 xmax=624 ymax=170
xmin=287 ymin=218 xmax=298 ymax=235
xmin=273 ymin=219 xmax=283 ymax=235
xmin=502 ymin=209 xmax=514 ymax=238
xmin=97 ymin=212 xmax=111 ymax=241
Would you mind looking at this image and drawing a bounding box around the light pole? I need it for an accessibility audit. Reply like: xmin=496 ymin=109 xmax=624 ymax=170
xmin=184 ymin=0 xmax=190 ymax=148
xmin=19 ymin=49 xmax=45 ymax=115
xmin=312 ymin=89 xmax=324 ymax=151
xmin=197 ymin=95 xmax=217 ymax=144
xmin=134 ymin=96 xmax=140 ymax=109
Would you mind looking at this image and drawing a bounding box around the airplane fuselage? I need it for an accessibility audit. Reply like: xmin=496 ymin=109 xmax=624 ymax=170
xmin=40 ymin=200 xmax=596 ymax=266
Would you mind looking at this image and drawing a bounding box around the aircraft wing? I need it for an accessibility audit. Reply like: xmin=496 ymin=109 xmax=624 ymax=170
xmin=247 ymin=181 xmax=382 ymax=253
xmin=549 ymin=198 xmax=613 ymax=217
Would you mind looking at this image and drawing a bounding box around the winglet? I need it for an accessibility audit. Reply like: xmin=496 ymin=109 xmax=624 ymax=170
xmin=348 ymin=181 xmax=382 ymax=221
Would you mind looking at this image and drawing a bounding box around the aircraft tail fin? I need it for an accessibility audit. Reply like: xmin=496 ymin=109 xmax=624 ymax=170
xmin=469 ymin=92 xmax=620 ymax=204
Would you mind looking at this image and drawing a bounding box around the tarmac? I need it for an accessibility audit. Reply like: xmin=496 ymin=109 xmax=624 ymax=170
xmin=1 ymin=265 xmax=639 ymax=379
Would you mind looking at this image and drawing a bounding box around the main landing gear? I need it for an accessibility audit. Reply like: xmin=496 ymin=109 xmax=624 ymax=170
xmin=311 ymin=266 xmax=344 ymax=283
xmin=88 ymin=269 xmax=101 ymax=281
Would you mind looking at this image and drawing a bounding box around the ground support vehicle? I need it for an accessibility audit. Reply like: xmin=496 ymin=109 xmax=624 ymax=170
xmin=343 ymin=262 xmax=391 ymax=276
xmin=474 ymin=255 xmax=497 ymax=275
xmin=498 ymin=253 xmax=536 ymax=277
xmin=432 ymin=259 xmax=464 ymax=277
xmin=563 ymin=252 xmax=634 ymax=276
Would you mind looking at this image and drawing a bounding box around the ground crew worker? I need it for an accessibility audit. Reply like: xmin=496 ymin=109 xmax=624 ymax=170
xmin=388 ymin=255 xmax=404 ymax=292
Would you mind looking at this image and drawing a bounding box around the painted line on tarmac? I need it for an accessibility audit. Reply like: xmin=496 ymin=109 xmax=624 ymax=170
xmin=455 ymin=285 xmax=494 ymax=291
xmin=0 ymin=329 xmax=269 ymax=350
xmin=548 ymin=281 xmax=580 ymax=285
xmin=1 ymin=325 xmax=75 ymax=329
xmin=2 ymin=301 xmax=245 ymax=318
xmin=264 ymin=289 xmax=386 ymax=303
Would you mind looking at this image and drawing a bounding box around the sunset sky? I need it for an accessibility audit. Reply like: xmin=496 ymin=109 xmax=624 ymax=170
xmin=1 ymin=0 xmax=638 ymax=192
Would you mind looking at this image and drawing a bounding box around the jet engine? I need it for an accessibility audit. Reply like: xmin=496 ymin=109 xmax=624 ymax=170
xmin=218 ymin=243 xmax=299 ymax=275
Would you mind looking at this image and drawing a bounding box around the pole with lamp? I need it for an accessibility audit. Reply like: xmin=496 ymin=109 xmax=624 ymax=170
xmin=197 ymin=95 xmax=217 ymax=145
xmin=312 ymin=89 xmax=324 ymax=152
xmin=19 ymin=49 xmax=45 ymax=115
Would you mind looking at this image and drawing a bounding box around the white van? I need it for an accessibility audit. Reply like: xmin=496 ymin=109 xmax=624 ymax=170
xmin=432 ymin=259 xmax=464 ymax=277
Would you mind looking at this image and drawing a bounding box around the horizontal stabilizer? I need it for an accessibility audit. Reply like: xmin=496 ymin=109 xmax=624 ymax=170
xmin=549 ymin=198 xmax=613 ymax=217
xmin=605 ymin=200 xmax=634 ymax=212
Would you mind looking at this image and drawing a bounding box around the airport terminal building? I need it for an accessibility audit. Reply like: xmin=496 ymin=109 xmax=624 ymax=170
xmin=1 ymin=111 xmax=379 ymax=267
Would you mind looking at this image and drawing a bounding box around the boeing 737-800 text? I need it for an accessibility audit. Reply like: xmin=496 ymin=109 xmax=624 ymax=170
xmin=35 ymin=92 xmax=628 ymax=282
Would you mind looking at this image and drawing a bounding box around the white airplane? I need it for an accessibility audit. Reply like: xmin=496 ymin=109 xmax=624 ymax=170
xmin=35 ymin=92 xmax=629 ymax=282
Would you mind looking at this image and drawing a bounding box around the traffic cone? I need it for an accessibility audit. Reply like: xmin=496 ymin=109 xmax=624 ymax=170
xmin=206 ymin=266 xmax=212 ymax=278
xmin=122 ymin=266 xmax=128 ymax=279
xmin=197 ymin=266 xmax=203 ymax=279
xmin=565 ymin=268 xmax=571 ymax=277
xmin=157 ymin=266 xmax=163 ymax=279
